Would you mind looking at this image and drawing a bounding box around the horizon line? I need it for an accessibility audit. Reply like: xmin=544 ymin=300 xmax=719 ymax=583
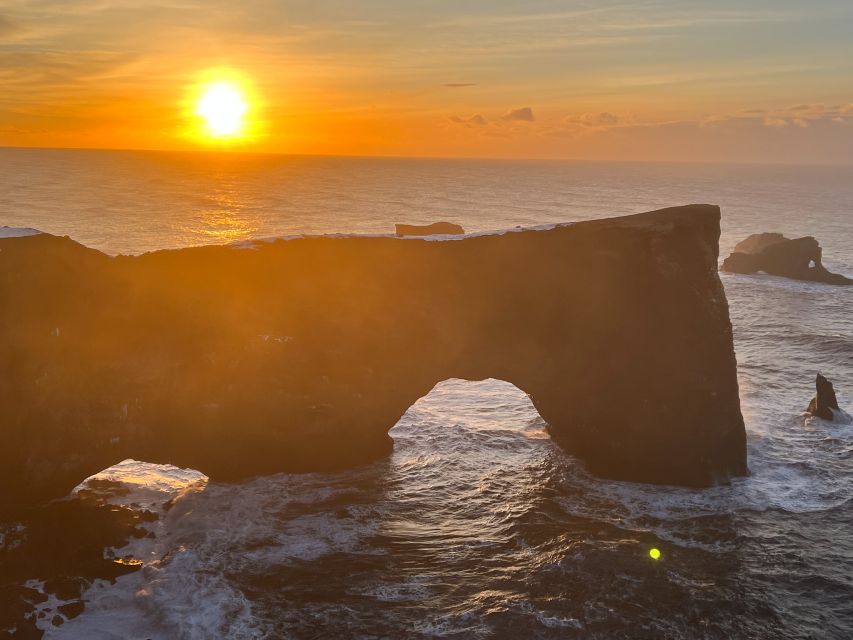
xmin=2 ymin=144 xmax=852 ymax=170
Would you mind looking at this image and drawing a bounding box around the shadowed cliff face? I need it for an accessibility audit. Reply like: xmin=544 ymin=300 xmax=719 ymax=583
xmin=0 ymin=205 xmax=746 ymax=512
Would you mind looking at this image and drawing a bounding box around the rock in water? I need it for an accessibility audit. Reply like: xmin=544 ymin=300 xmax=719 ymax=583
xmin=722 ymin=233 xmax=852 ymax=285
xmin=807 ymin=374 xmax=841 ymax=421
xmin=0 ymin=205 xmax=748 ymax=513
xmin=395 ymin=221 xmax=465 ymax=236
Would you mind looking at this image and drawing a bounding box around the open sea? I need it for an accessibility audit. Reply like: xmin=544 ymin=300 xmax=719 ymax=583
xmin=1 ymin=148 xmax=852 ymax=639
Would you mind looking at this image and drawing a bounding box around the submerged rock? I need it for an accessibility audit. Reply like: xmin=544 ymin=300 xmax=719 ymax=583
xmin=0 ymin=204 xmax=747 ymax=512
xmin=806 ymin=374 xmax=841 ymax=421
xmin=722 ymin=233 xmax=852 ymax=285
xmin=395 ymin=221 xmax=465 ymax=236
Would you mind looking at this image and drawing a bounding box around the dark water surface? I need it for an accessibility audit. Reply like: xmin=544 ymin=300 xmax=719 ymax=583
xmin=1 ymin=149 xmax=852 ymax=639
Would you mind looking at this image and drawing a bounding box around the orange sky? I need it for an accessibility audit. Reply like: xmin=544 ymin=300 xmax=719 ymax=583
xmin=1 ymin=1 xmax=853 ymax=163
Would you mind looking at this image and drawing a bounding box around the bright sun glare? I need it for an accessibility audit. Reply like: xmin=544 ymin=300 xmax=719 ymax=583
xmin=196 ymin=81 xmax=248 ymax=138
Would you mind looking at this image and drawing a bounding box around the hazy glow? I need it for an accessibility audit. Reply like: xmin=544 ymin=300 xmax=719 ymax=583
xmin=649 ymin=548 xmax=661 ymax=560
xmin=2 ymin=1 xmax=852 ymax=162
xmin=196 ymin=81 xmax=248 ymax=138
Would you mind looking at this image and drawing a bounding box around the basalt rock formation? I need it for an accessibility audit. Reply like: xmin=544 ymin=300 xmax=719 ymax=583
xmin=0 ymin=205 xmax=747 ymax=513
xmin=722 ymin=233 xmax=852 ymax=285
xmin=806 ymin=374 xmax=841 ymax=421
xmin=395 ymin=221 xmax=464 ymax=236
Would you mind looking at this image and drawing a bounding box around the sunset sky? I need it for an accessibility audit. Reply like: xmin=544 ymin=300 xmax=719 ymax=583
xmin=1 ymin=0 xmax=852 ymax=163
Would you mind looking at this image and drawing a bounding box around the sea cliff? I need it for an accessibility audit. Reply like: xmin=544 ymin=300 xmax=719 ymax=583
xmin=0 ymin=205 xmax=747 ymax=512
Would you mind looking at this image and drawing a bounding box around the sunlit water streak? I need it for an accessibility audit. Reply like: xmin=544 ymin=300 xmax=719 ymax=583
xmin=1 ymin=149 xmax=852 ymax=639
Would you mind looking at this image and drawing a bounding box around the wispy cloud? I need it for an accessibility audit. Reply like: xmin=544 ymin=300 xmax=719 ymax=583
xmin=502 ymin=106 xmax=534 ymax=122
xmin=431 ymin=5 xmax=797 ymax=30
xmin=565 ymin=112 xmax=621 ymax=126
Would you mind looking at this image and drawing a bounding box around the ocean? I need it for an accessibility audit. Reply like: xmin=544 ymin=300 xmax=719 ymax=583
xmin=1 ymin=148 xmax=852 ymax=639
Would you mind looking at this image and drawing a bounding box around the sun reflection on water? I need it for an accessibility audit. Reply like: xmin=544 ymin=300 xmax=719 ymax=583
xmin=191 ymin=178 xmax=260 ymax=244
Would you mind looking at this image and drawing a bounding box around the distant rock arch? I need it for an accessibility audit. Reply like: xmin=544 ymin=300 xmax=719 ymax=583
xmin=722 ymin=233 xmax=852 ymax=285
xmin=0 ymin=205 xmax=747 ymax=513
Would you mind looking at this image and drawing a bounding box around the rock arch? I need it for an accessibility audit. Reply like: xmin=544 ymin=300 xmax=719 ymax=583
xmin=0 ymin=205 xmax=747 ymax=513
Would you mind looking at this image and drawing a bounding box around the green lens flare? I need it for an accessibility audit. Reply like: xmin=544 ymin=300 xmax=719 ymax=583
xmin=649 ymin=548 xmax=661 ymax=560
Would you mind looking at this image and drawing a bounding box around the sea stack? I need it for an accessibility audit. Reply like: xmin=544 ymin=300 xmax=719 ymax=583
xmin=722 ymin=233 xmax=852 ymax=285
xmin=806 ymin=374 xmax=841 ymax=421
xmin=0 ymin=205 xmax=747 ymax=513
xmin=395 ymin=221 xmax=465 ymax=236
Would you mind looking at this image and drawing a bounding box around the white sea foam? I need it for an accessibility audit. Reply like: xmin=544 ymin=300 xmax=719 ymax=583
xmin=533 ymin=612 xmax=584 ymax=629
xmin=0 ymin=226 xmax=42 ymax=238
xmin=49 ymin=462 xmax=386 ymax=639
xmin=555 ymin=418 xmax=853 ymax=552
xmin=40 ymin=461 xmax=214 ymax=638
xmin=353 ymin=575 xmax=433 ymax=602
xmin=45 ymin=567 xmax=264 ymax=640
xmin=413 ymin=613 xmax=490 ymax=638
xmin=73 ymin=458 xmax=208 ymax=511
xmin=26 ymin=580 xmax=83 ymax=633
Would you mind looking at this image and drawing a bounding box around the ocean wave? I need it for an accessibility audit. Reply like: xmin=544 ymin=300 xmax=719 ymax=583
xmin=30 ymin=369 xmax=853 ymax=638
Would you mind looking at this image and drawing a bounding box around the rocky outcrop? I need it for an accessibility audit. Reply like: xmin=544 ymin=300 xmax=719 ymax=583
xmin=0 ymin=205 xmax=747 ymax=513
xmin=722 ymin=233 xmax=852 ymax=285
xmin=395 ymin=221 xmax=464 ymax=236
xmin=806 ymin=374 xmax=841 ymax=421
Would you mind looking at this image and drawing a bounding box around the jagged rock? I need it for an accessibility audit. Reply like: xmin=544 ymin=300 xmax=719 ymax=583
xmin=0 ymin=204 xmax=747 ymax=513
xmin=728 ymin=232 xmax=789 ymax=255
xmin=722 ymin=233 xmax=852 ymax=285
xmin=395 ymin=221 xmax=464 ymax=236
xmin=806 ymin=374 xmax=841 ymax=421
xmin=0 ymin=498 xmax=147 ymax=635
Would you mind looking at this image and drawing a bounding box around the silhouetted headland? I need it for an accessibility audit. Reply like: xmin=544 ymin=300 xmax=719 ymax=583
xmin=0 ymin=204 xmax=747 ymax=514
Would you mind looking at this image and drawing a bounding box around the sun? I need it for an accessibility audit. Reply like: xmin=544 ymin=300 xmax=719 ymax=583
xmin=196 ymin=80 xmax=249 ymax=138
xmin=185 ymin=69 xmax=264 ymax=145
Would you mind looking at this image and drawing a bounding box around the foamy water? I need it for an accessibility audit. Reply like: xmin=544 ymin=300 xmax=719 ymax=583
xmin=1 ymin=149 xmax=852 ymax=639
